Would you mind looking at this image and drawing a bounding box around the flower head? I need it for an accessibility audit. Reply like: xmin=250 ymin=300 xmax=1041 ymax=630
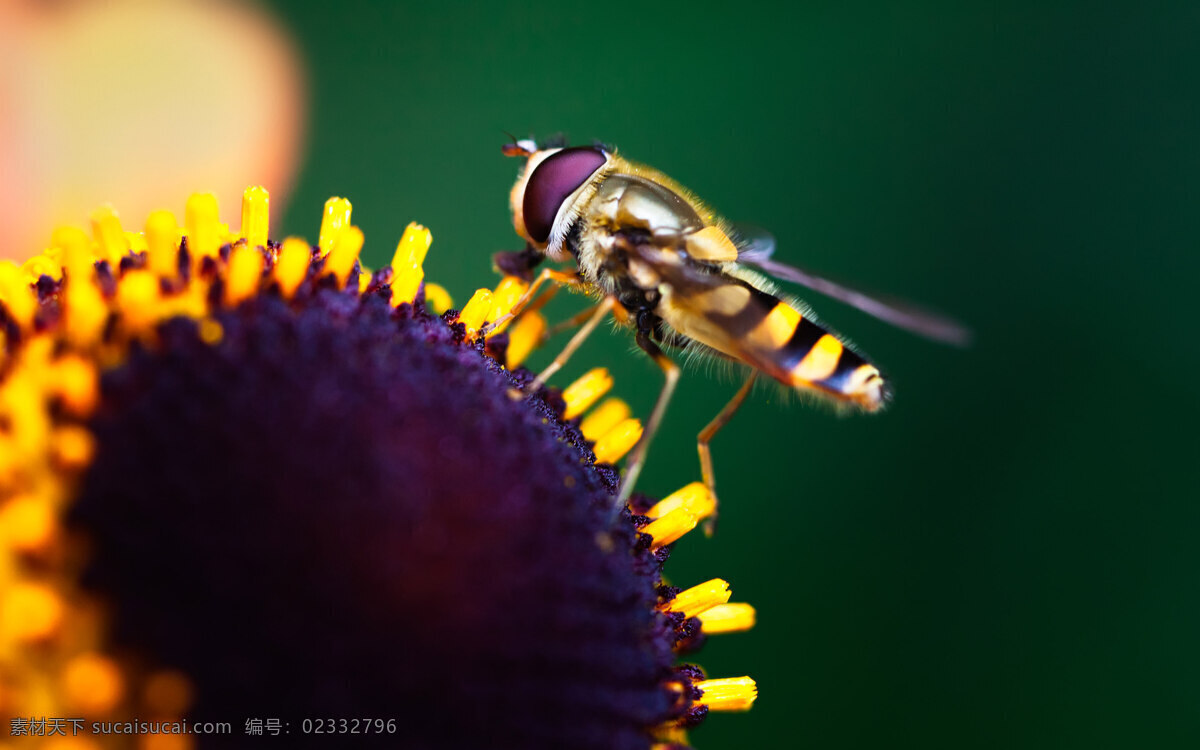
xmin=0 ymin=188 xmax=755 ymax=747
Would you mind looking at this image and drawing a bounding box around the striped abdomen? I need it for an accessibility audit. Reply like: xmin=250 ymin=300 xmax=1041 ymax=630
xmin=658 ymin=274 xmax=888 ymax=411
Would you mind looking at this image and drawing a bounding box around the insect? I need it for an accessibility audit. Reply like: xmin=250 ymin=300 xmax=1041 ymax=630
xmin=490 ymin=137 xmax=967 ymax=517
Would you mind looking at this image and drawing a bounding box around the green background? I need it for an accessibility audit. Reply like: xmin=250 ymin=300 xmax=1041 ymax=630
xmin=265 ymin=1 xmax=1199 ymax=746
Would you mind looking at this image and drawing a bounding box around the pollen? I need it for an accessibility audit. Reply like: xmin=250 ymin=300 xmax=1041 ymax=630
xmin=52 ymin=426 xmax=96 ymax=470
xmin=0 ymin=261 xmax=38 ymax=329
xmin=65 ymin=281 xmax=109 ymax=348
xmin=90 ymin=205 xmax=129 ymax=265
xmin=645 ymin=481 xmax=716 ymax=521
xmin=505 ymin=311 xmax=546 ymax=368
xmin=697 ymin=602 xmax=757 ymax=634
xmin=642 ymin=507 xmax=698 ymax=549
xmin=1 ymin=582 xmax=64 ymax=642
xmin=225 ymin=243 xmax=266 ymax=306
xmin=54 ymin=225 xmax=92 ymax=278
xmin=325 ymin=225 xmax=364 ymax=288
xmin=22 ymin=253 xmax=63 ymax=284
xmin=318 ymin=197 xmax=353 ymax=255
xmin=50 ymin=355 xmax=99 ymax=417
xmin=561 ymin=367 xmax=614 ymax=420
xmin=55 ymin=226 xmax=107 ymax=347
xmin=274 ymin=238 xmax=313 ymax=299
xmin=116 ymin=270 xmax=163 ymax=333
xmin=592 ymin=417 xmax=642 ymax=464
xmin=144 ymin=209 xmax=181 ymax=278
xmin=392 ymin=261 xmax=424 ymax=308
xmin=184 ymin=192 xmax=222 ymax=261
xmin=142 ymin=670 xmax=195 ymax=716
xmin=0 ymin=494 xmax=56 ymax=552
xmin=239 ymin=186 xmax=270 ymax=249
xmin=62 ymin=653 xmax=125 ymax=714
xmin=663 ymin=578 xmax=731 ymax=618
xmin=579 ymin=397 xmax=631 ymax=441
xmin=485 ymin=275 xmax=529 ymax=336
xmin=424 ymin=283 xmax=453 ymax=315
xmin=694 ymin=676 xmax=758 ymax=711
xmin=458 ymin=288 xmax=494 ymax=337
xmin=390 ymin=221 xmax=433 ymax=273
xmin=198 ymin=319 xmax=224 ymax=345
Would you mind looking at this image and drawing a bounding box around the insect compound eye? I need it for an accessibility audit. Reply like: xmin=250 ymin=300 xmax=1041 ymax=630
xmin=523 ymin=147 xmax=607 ymax=243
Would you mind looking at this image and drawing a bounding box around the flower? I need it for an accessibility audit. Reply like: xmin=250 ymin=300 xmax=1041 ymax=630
xmin=0 ymin=188 xmax=756 ymax=748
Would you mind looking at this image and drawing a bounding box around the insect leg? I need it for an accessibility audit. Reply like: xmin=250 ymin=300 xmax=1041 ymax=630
xmin=525 ymin=296 xmax=616 ymax=395
xmin=612 ymin=323 xmax=681 ymax=518
xmin=697 ymin=371 xmax=758 ymax=535
xmin=545 ymin=303 xmax=610 ymax=338
xmin=483 ymin=268 xmax=582 ymax=336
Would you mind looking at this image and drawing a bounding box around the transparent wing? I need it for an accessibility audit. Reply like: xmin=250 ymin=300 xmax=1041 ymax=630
xmin=730 ymin=224 xmax=776 ymax=264
xmin=734 ymin=230 xmax=971 ymax=346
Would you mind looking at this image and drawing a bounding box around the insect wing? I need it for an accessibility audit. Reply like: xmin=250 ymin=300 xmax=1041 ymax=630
xmin=729 ymin=224 xmax=776 ymax=264
xmin=735 ymin=238 xmax=971 ymax=346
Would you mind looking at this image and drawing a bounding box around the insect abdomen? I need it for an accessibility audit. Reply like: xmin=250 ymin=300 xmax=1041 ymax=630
xmin=767 ymin=300 xmax=888 ymax=411
xmin=661 ymin=278 xmax=888 ymax=411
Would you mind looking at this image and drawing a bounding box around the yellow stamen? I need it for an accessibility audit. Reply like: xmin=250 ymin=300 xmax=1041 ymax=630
xmin=240 ymin=186 xmax=270 ymax=249
xmin=696 ymin=603 xmax=757 ymax=634
xmin=21 ymin=253 xmax=62 ymax=284
xmin=694 ymin=676 xmax=758 ymax=711
xmin=358 ymin=265 xmax=372 ymax=294
xmin=485 ymin=276 xmax=529 ymax=336
xmin=389 ymin=221 xmax=432 ymax=271
xmin=579 ymin=398 xmax=631 ymax=442
xmin=225 ymin=244 xmax=265 ymax=306
xmin=53 ymin=225 xmax=94 ymax=280
xmin=641 ymin=507 xmax=698 ymax=549
xmin=145 ymin=209 xmax=181 ymax=278
xmin=274 ymin=237 xmax=312 ymax=299
xmin=652 ymin=724 xmax=691 ymax=744
xmin=424 ymin=283 xmax=453 ymax=315
xmin=90 ymin=205 xmax=129 ymax=265
xmin=0 ymin=261 xmax=37 ymax=329
xmin=592 ymin=417 xmax=642 ymax=463
xmin=65 ymin=282 xmax=109 ymax=349
xmin=50 ymin=355 xmax=99 ymax=417
xmin=651 ymin=723 xmax=690 ymax=746
xmin=663 ymin=578 xmax=731 ymax=618
xmin=458 ymin=288 xmax=493 ymax=337
xmin=325 ymin=225 xmax=364 ymax=288
xmin=391 ymin=262 xmax=423 ymax=307
xmin=199 ymin=319 xmax=224 ymax=345
xmin=184 ymin=192 xmax=222 ymax=261
xmin=318 ymin=197 xmax=353 ymax=256
xmin=116 ymin=270 xmax=163 ymax=333
xmin=62 ymin=653 xmax=124 ymax=714
xmin=143 ymin=670 xmax=195 ymax=716
xmin=2 ymin=370 xmax=51 ymax=463
xmin=126 ymin=230 xmax=148 ymax=253
xmin=0 ymin=494 xmax=56 ymax=551
xmin=0 ymin=582 xmax=63 ymax=642
xmin=505 ymin=311 xmax=546 ymax=368
xmin=645 ymin=481 xmax=716 ymax=521
xmin=561 ymin=367 xmax=614 ymax=420
xmin=52 ymin=425 xmax=95 ymax=470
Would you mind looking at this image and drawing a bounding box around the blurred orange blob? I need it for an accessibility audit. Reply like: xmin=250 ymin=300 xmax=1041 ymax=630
xmin=0 ymin=0 xmax=306 ymax=259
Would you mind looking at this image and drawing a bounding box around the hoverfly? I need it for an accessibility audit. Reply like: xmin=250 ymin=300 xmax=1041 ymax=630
xmin=489 ymin=137 xmax=967 ymax=516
